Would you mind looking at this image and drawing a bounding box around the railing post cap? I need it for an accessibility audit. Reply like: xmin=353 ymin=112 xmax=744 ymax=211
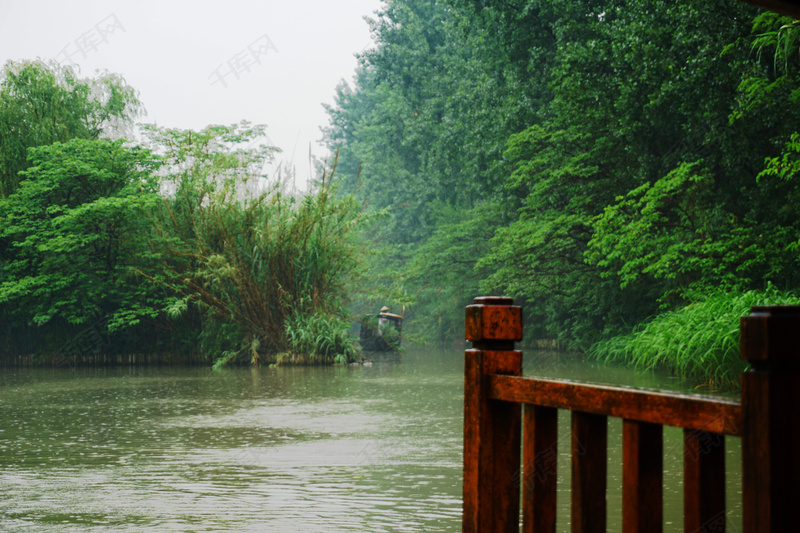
xmin=741 ymin=305 xmax=800 ymax=363
xmin=465 ymin=296 xmax=523 ymax=342
xmin=472 ymin=296 xmax=514 ymax=306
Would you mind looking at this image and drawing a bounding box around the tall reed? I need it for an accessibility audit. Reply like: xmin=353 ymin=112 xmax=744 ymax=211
xmin=146 ymin=126 xmax=364 ymax=365
xmin=589 ymin=284 xmax=800 ymax=390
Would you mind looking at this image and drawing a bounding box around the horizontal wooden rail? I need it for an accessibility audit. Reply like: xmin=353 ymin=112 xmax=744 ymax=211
xmin=489 ymin=374 xmax=741 ymax=436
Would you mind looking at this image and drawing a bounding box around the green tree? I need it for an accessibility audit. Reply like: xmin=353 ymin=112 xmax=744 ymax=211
xmin=323 ymin=0 xmax=800 ymax=355
xmin=0 ymin=139 xmax=162 ymax=336
xmin=480 ymin=0 xmax=765 ymax=343
xmin=322 ymin=0 xmax=554 ymax=341
xmin=0 ymin=60 xmax=142 ymax=198
xmin=586 ymin=161 xmax=800 ymax=299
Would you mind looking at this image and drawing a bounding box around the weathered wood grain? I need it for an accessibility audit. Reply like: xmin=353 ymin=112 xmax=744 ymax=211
xmin=622 ymin=420 xmax=662 ymax=533
xmin=463 ymin=299 xmax=800 ymax=533
xmin=684 ymin=429 xmax=726 ymax=533
xmin=464 ymin=298 xmax=523 ymax=347
xmin=463 ymin=297 xmax=523 ymax=533
xmin=522 ymin=405 xmax=558 ymax=533
xmin=489 ymin=375 xmax=741 ymax=436
xmin=572 ymin=411 xmax=607 ymax=533
xmin=741 ymin=306 xmax=800 ymax=533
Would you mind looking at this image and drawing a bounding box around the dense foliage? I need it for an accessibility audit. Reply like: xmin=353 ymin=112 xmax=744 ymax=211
xmin=0 ymin=62 xmax=364 ymax=366
xmin=322 ymin=0 xmax=800 ymax=387
xmin=6 ymin=2 xmax=800 ymax=382
xmin=0 ymin=139 xmax=161 ymax=329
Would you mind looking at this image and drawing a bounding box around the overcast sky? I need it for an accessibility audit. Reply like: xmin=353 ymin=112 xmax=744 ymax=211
xmin=0 ymin=0 xmax=382 ymax=188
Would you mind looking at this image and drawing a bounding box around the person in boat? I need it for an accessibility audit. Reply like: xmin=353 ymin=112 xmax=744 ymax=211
xmin=377 ymin=306 xmax=391 ymax=335
xmin=359 ymin=306 xmax=402 ymax=351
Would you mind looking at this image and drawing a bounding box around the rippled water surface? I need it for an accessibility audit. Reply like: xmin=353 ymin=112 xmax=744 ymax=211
xmin=0 ymin=348 xmax=741 ymax=532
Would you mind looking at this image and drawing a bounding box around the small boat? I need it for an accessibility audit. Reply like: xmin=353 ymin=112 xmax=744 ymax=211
xmin=359 ymin=307 xmax=403 ymax=352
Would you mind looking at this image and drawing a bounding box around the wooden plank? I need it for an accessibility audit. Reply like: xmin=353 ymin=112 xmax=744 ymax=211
xmin=572 ymin=411 xmax=607 ymax=533
xmin=462 ymin=349 xmax=522 ymax=533
xmin=622 ymin=420 xmax=662 ymax=533
xmin=484 ymin=351 xmax=523 ymax=533
xmin=740 ymin=307 xmax=800 ymax=533
xmin=684 ymin=429 xmax=726 ymax=533
xmin=522 ymin=405 xmax=558 ymax=533
xmin=740 ymin=369 xmax=800 ymax=533
xmin=489 ymin=375 xmax=741 ymax=436
xmin=462 ymin=349 xmax=482 ymax=532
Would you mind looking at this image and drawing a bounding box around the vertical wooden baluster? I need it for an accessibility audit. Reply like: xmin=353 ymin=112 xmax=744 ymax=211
xmin=622 ymin=420 xmax=662 ymax=533
xmin=740 ymin=306 xmax=800 ymax=533
xmin=572 ymin=411 xmax=607 ymax=533
xmin=463 ymin=345 xmax=482 ymax=531
xmin=463 ymin=296 xmax=523 ymax=533
xmin=684 ymin=429 xmax=725 ymax=532
xmin=523 ymin=404 xmax=558 ymax=533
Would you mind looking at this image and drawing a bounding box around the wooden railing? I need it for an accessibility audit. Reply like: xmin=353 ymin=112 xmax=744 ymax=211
xmin=462 ymin=297 xmax=800 ymax=533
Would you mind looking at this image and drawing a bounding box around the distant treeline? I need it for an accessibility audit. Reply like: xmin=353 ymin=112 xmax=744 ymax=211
xmin=0 ymin=60 xmax=365 ymax=367
xmin=322 ymin=0 xmax=800 ymax=387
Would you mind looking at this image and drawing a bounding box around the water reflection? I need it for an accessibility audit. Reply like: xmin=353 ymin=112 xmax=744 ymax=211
xmin=0 ymin=347 xmax=741 ymax=532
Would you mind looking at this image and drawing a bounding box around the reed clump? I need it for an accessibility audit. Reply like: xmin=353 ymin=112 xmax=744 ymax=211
xmin=146 ymin=126 xmax=364 ymax=367
xmin=589 ymin=284 xmax=800 ymax=390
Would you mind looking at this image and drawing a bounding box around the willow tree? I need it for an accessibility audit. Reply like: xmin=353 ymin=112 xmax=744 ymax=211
xmin=0 ymin=59 xmax=142 ymax=199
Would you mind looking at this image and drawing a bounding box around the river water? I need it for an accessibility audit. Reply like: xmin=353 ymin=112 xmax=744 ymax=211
xmin=0 ymin=347 xmax=741 ymax=532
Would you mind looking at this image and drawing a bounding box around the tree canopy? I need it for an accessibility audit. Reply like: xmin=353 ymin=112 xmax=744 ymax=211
xmin=0 ymin=139 xmax=161 ymax=329
xmin=0 ymin=62 xmax=365 ymax=365
xmin=322 ymin=0 xmax=800 ymax=352
xmin=0 ymin=60 xmax=142 ymax=198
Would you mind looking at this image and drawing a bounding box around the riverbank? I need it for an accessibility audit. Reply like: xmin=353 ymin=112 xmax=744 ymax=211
xmin=0 ymin=352 xmax=210 ymax=368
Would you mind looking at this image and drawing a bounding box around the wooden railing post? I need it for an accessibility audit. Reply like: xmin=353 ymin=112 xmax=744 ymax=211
xmin=572 ymin=411 xmax=608 ymax=533
xmin=622 ymin=420 xmax=662 ymax=533
xmin=683 ymin=428 xmax=725 ymax=532
xmin=523 ymin=404 xmax=558 ymax=533
xmin=463 ymin=296 xmax=523 ymax=533
xmin=740 ymin=305 xmax=800 ymax=533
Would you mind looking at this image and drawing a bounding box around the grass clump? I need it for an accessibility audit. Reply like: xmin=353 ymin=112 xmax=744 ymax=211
xmin=279 ymin=313 xmax=360 ymax=365
xmin=589 ymin=284 xmax=800 ymax=390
